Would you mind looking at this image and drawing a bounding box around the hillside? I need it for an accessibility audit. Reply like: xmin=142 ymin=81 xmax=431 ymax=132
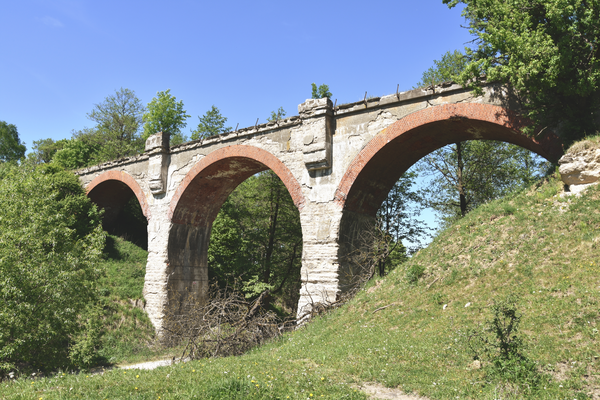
xmin=2 ymin=173 xmax=599 ymax=399
xmin=95 ymin=235 xmax=164 ymax=365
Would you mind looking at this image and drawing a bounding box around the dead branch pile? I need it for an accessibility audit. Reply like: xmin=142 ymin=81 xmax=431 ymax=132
xmin=162 ymin=283 xmax=295 ymax=361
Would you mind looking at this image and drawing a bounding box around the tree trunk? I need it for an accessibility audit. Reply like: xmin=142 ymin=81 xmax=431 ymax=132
xmin=263 ymin=175 xmax=281 ymax=284
xmin=455 ymin=142 xmax=467 ymax=217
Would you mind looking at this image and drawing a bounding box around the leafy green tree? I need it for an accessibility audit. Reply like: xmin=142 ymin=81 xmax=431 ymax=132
xmin=142 ymin=89 xmax=190 ymax=145
xmin=27 ymin=138 xmax=67 ymax=164
xmin=411 ymin=51 xmax=549 ymax=226
xmin=0 ymin=121 xmax=26 ymax=162
xmin=52 ymin=137 xmax=96 ymax=170
xmin=416 ymin=140 xmax=548 ymax=226
xmin=208 ymin=171 xmax=302 ymax=313
xmin=190 ymin=105 xmax=231 ymax=140
xmin=415 ymin=50 xmax=467 ymax=87
xmin=79 ymin=88 xmax=146 ymax=162
xmin=0 ymin=164 xmax=105 ymax=373
xmin=445 ymin=0 xmax=600 ymax=142
xmin=311 ymin=83 xmax=332 ymax=99
xmin=268 ymin=107 xmax=286 ymax=122
xmin=30 ymin=88 xmax=145 ymax=167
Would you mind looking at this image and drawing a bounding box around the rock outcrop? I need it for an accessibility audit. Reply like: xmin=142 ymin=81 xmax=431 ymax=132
xmin=559 ymin=148 xmax=600 ymax=186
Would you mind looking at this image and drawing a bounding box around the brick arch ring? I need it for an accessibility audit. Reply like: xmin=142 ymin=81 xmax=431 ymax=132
xmin=86 ymin=170 xmax=151 ymax=219
xmin=334 ymin=102 xmax=563 ymax=209
xmin=168 ymin=145 xmax=306 ymax=222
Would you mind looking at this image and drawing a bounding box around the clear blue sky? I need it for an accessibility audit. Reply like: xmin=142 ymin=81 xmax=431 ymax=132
xmin=1 ymin=0 xmax=472 ymax=150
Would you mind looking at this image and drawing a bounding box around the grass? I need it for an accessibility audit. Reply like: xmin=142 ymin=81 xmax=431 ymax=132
xmin=2 ymin=173 xmax=599 ymax=399
xmin=565 ymin=133 xmax=600 ymax=154
xmin=94 ymin=235 xmax=167 ymax=365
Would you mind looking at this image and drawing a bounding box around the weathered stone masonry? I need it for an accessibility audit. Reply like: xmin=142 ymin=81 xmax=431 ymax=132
xmin=78 ymin=83 xmax=563 ymax=333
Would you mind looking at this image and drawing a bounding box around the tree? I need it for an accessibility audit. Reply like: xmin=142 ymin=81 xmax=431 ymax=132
xmin=445 ymin=0 xmax=600 ymax=142
xmin=311 ymin=83 xmax=332 ymax=99
xmin=208 ymin=171 xmax=302 ymax=313
xmin=29 ymin=88 xmax=145 ymax=168
xmin=190 ymin=105 xmax=231 ymax=140
xmin=27 ymin=138 xmax=67 ymax=164
xmin=415 ymin=140 xmax=548 ymax=226
xmin=0 ymin=121 xmax=26 ymax=162
xmin=412 ymin=51 xmax=549 ymax=226
xmin=80 ymin=88 xmax=146 ymax=162
xmin=268 ymin=107 xmax=286 ymax=122
xmin=377 ymin=171 xmax=429 ymax=258
xmin=142 ymin=89 xmax=190 ymax=145
xmin=51 ymin=136 xmax=96 ymax=170
xmin=0 ymin=163 xmax=105 ymax=373
xmin=415 ymin=50 xmax=467 ymax=87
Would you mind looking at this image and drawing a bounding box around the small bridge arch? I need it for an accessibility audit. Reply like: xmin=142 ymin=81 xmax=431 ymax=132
xmin=86 ymin=170 xmax=150 ymax=224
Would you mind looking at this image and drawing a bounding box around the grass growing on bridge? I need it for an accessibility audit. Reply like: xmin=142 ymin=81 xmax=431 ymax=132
xmin=3 ymin=173 xmax=599 ymax=399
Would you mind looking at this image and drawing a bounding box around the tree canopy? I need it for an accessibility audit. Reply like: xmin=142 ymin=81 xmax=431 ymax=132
xmin=27 ymin=138 xmax=67 ymax=164
xmin=27 ymin=88 xmax=145 ymax=167
xmin=445 ymin=0 xmax=600 ymax=142
xmin=0 ymin=164 xmax=105 ymax=373
xmin=311 ymin=83 xmax=332 ymax=99
xmin=143 ymin=89 xmax=190 ymax=145
xmin=51 ymin=136 xmax=96 ymax=170
xmin=0 ymin=121 xmax=26 ymax=162
xmin=81 ymin=87 xmax=146 ymax=161
xmin=190 ymin=105 xmax=231 ymax=140
xmin=208 ymin=171 xmax=302 ymax=313
xmin=415 ymin=50 xmax=466 ymax=88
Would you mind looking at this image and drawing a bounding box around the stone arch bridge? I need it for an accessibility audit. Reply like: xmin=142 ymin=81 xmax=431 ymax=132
xmin=77 ymin=83 xmax=562 ymax=332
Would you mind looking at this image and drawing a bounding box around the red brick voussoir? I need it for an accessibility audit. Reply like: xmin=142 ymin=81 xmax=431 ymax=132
xmin=168 ymin=145 xmax=305 ymax=224
xmin=86 ymin=170 xmax=151 ymax=219
xmin=334 ymin=103 xmax=562 ymax=210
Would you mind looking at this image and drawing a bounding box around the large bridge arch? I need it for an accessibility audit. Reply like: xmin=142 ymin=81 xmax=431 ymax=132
xmin=166 ymin=145 xmax=305 ymax=307
xmin=332 ymin=103 xmax=563 ymax=291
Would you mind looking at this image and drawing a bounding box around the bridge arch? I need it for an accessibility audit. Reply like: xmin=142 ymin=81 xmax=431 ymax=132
xmin=334 ymin=103 xmax=562 ymax=215
xmin=332 ymin=103 xmax=563 ymax=291
xmin=86 ymin=170 xmax=150 ymax=248
xmin=166 ymin=145 xmax=305 ymax=307
xmin=86 ymin=170 xmax=150 ymax=221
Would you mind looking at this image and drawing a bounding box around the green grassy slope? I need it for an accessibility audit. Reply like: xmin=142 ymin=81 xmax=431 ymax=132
xmin=3 ymin=174 xmax=599 ymax=399
xmin=95 ymin=235 xmax=163 ymax=365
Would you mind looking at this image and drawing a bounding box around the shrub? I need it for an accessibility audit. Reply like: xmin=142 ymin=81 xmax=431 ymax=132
xmin=405 ymin=264 xmax=425 ymax=284
xmin=0 ymin=164 xmax=105 ymax=374
xmin=468 ymin=295 xmax=544 ymax=391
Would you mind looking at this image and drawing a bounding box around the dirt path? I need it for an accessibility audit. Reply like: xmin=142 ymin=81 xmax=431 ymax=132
xmin=118 ymin=360 xmax=428 ymax=399
xmin=119 ymin=359 xmax=174 ymax=370
xmin=359 ymin=383 xmax=429 ymax=400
